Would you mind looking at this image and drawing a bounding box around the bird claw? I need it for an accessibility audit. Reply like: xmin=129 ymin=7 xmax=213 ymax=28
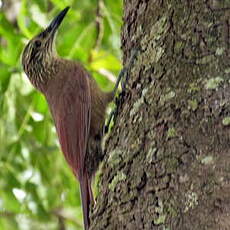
xmin=121 ymin=48 xmax=139 ymax=92
xmin=103 ymin=48 xmax=140 ymax=136
xmin=103 ymin=109 xmax=116 ymax=135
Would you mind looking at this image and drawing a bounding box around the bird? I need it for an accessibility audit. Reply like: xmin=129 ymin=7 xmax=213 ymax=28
xmin=21 ymin=6 xmax=119 ymax=230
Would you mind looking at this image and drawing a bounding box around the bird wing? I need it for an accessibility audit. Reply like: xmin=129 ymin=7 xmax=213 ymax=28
xmin=46 ymin=65 xmax=91 ymax=179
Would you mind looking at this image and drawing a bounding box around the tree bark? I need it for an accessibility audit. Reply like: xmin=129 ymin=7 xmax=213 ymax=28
xmin=90 ymin=0 xmax=230 ymax=229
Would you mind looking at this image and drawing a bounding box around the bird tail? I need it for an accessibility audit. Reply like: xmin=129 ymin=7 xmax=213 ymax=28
xmin=79 ymin=174 xmax=94 ymax=230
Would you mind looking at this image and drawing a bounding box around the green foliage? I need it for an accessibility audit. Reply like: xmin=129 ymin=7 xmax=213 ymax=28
xmin=0 ymin=0 xmax=122 ymax=229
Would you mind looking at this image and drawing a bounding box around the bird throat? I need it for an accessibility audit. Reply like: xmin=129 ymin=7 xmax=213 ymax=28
xmin=27 ymin=56 xmax=57 ymax=92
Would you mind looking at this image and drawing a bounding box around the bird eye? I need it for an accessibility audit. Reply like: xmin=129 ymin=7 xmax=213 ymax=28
xmin=34 ymin=40 xmax=42 ymax=48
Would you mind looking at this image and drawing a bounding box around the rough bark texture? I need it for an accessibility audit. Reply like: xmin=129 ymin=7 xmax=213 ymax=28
xmin=90 ymin=0 xmax=230 ymax=229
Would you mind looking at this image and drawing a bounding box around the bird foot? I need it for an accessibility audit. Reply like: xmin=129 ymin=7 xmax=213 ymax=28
xmin=103 ymin=48 xmax=140 ymax=135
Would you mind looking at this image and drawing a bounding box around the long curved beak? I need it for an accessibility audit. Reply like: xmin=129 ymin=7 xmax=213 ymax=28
xmin=46 ymin=6 xmax=70 ymax=34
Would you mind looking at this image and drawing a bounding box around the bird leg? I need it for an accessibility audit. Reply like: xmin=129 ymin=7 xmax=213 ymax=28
xmin=103 ymin=48 xmax=139 ymax=134
xmin=113 ymin=48 xmax=139 ymax=95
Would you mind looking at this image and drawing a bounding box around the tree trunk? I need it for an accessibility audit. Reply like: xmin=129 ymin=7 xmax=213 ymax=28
xmin=90 ymin=0 xmax=230 ymax=229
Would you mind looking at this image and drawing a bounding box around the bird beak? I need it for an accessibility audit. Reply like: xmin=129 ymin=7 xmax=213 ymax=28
xmin=46 ymin=6 xmax=70 ymax=35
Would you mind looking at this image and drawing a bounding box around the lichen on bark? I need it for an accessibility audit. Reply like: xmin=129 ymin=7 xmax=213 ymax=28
xmin=90 ymin=1 xmax=230 ymax=230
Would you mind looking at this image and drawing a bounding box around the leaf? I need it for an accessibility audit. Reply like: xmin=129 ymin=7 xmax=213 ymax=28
xmin=0 ymin=65 xmax=11 ymax=93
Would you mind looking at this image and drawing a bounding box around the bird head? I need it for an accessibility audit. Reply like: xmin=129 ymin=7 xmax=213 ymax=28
xmin=22 ymin=7 xmax=69 ymax=85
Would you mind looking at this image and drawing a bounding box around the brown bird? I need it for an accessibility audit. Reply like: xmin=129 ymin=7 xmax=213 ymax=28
xmin=22 ymin=7 xmax=119 ymax=230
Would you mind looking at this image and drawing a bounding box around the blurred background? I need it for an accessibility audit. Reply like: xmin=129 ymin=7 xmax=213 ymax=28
xmin=0 ymin=0 xmax=122 ymax=229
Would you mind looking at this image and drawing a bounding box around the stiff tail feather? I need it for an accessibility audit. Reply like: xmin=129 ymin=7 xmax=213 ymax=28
xmin=79 ymin=174 xmax=93 ymax=230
